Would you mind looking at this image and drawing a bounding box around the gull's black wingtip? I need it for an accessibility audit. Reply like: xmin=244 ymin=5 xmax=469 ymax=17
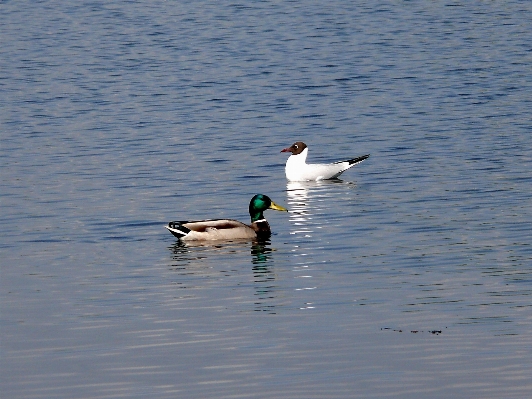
xmin=347 ymin=154 xmax=370 ymax=165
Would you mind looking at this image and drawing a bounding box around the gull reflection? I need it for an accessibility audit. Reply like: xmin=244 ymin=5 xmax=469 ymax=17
xmin=286 ymin=181 xmax=321 ymax=309
xmin=286 ymin=180 xmax=351 ymax=236
xmin=286 ymin=181 xmax=314 ymax=237
xmin=286 ymin=180 xmax=357 ymax=310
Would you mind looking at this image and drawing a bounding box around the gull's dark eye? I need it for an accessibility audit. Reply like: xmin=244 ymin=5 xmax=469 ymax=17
xmin=294 ymin=144 xmax=298 ymax=149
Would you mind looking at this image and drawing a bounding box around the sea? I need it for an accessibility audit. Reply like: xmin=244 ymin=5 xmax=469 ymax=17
xmin=1 ymin=1 xmax=531 ymax=398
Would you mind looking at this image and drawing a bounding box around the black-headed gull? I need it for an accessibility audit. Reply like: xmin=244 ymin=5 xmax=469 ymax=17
xmin=281 ymin=142 xmax=369 ymax=181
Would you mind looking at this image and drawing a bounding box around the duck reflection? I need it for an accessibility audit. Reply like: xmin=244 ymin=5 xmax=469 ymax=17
xmin=169 ymin=238 xmax=273 ymax=262
xmin=251 ymin=240 xmax=274 ymax=264
xmin=250 ymin=240 xmax=278 ymax=313
xmin=168 ymin=239 xmax=279 ymax=314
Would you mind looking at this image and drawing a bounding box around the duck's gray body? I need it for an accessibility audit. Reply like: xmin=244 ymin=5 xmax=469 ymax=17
xmin=166 ymin=218 xmax=271 ymax=241
xmin=166 ymin=194 xmax=287 ymax=241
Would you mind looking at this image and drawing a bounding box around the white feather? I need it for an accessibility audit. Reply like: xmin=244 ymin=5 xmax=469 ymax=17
xmin=285 ymin=147 xmax=368 ymax=181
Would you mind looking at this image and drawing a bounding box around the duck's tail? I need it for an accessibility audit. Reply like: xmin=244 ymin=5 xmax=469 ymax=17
xmin=166 ymin=221 xmax=191 ymax=239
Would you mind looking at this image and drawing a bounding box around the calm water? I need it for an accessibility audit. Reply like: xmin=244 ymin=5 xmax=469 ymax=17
xmin=2 ymin=1 xmax=532 ymax=398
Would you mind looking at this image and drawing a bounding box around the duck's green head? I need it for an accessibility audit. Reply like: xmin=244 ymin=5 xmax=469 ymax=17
xmin=249 ymin=194 xmax=288 ymax=222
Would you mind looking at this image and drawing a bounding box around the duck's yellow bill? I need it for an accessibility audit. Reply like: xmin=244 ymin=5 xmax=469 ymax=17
xmin=269 ymin=201 xmax=288 ymax=212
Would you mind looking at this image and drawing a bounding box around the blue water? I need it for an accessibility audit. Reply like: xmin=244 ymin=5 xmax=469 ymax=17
xmin=2 ymin=1 xmax=532 ymax=398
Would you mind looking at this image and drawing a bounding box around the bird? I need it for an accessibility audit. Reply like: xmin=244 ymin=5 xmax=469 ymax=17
xmin=165 ymin=194 xmax=288 ymax=241
xmin=281 ymin=141 xmax=369 ymax=181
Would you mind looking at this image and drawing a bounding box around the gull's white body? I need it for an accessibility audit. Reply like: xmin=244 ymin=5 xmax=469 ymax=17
xmin=283 ymin=144 xmax=369 ymax=182
xmin=285 ymin=148 xmax=356 ymax=181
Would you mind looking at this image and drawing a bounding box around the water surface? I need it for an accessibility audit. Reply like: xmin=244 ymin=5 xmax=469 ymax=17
xmin=2 ymin=1 xmax=532 ymax=398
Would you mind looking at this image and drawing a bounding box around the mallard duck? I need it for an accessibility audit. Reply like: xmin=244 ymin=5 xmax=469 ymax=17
xmin=281 ymin=141 xmax=369 ymax=181
xmin=166 ymin=194 xmax=288 ymax=241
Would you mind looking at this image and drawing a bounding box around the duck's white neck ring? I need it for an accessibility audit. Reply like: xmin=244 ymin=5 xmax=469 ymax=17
xmin=254 ymin=218 xmax=267 ymax=223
